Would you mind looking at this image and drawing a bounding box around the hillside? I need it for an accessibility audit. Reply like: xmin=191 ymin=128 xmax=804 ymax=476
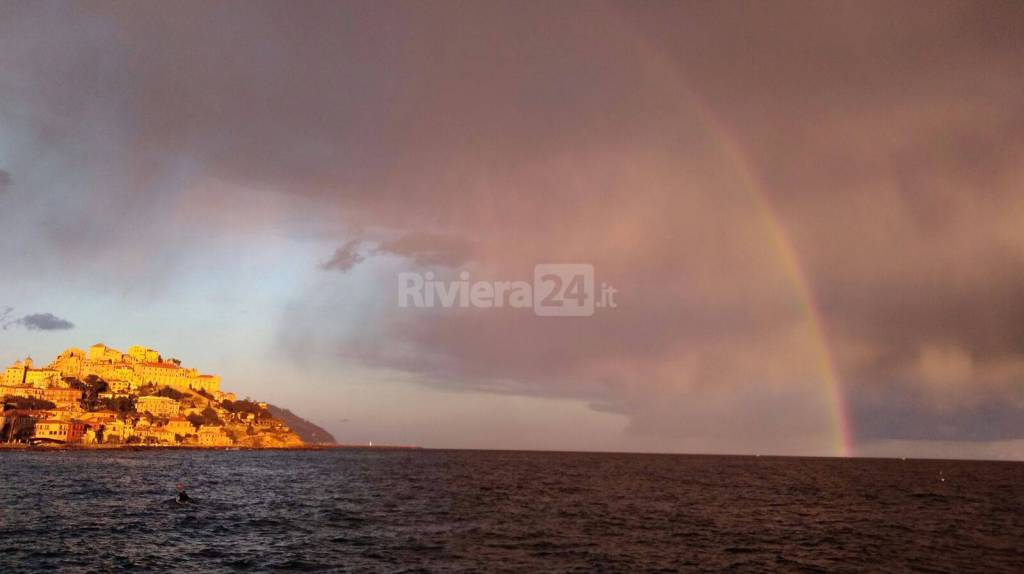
xmin=1 ymin=344 xmax=305 ymax=448
xmin=267 ymin=404 xmax=336 ymax=445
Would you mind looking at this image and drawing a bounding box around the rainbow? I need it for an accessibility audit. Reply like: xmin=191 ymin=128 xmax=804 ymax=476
xmin=708 ymin=122 xmax=855 ymax=458
xmin=610 ymin=12 xmax=855 ymax=456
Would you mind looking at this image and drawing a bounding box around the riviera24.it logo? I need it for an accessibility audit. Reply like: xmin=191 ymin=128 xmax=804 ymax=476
xmin=398 ymin=264 xmax=617 ymax=317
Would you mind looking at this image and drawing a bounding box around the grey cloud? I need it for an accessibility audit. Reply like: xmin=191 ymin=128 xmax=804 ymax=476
xmin=320 ymin=240 xmax=365 ymax=273
xmin=851 ymin=390 xmax=1024 ymax=442
xmin=6 ymin=312 xmax=75 ymax=331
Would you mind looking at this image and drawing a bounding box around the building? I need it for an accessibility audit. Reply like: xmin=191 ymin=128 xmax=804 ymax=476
xmin=50 ymin=348 xmax=86 ymax=378
xmin=138 ymin=426 xmax=176 ymax=444
xmin=127 ymin=346 xmax=162 ymax=363
xmin=105 ymin=367 xmax=141 ymax=390
xmin=190 ymin=375 xmax=221 ymax=394
xmin=214 ymin=391 xmax=237 ymax=402
xmin=3 ymin=359 xmax=26 ymax=386
xmin=134 ymin=362 xmax=220 ymax=394
xmin=81 ymin=425 xmax=100 ymax=445
xmin=197 ymin=425 xmax=233 ymax=447
xmin=80 ymin=410 xmax=119 ymax=425
xmin=14 ymin=345 xmax=221 ymax=395
xmin=166 ymin=417 xmax=194 ymax=437
xmin=42 ymin=387 xmax=82 ymax=407
xmin=24 ymin=369 xmax=61 ymax=388
xmin=0 ymin=385 xmax=44 ymax=400
xmin=4 ymin=357 xmax=65 ymax=388
xmin=101 ymin=419 xmax=135 ymax=443
xmin=3 ymin=359 xmax=28 ymax=386
xmin=87 ymin=343 xmax=125 ymax=364
xmin=136 ymin=395 xmax=181 ymax=417
xmin=106 ymin=378 xmax=137 ymax=394
xmin=134 ymin=362 xmax=186 ymax=389
xmin=33 ymin=420 xmax=86 ymax=444
xmin=98 ymin=391 xmax=131 ymax=400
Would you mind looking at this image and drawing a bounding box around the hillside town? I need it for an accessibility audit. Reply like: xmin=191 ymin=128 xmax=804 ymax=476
xmin=0 ymin=344 xmax=304 ymax=448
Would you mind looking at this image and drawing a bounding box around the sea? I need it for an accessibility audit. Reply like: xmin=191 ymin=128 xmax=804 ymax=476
xmin=0 ymin=449 xmax=1021 ymax=573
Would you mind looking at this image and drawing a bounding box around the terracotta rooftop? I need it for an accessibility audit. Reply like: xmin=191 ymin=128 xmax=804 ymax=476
xmin=140 ymin=362 xmax=182 ymax=370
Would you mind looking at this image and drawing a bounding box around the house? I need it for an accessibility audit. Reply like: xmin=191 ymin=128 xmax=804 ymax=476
xmin=136 ymin=395 xmax=181 ymax=417
xmin=42 ymin=387 xmax=83 ymax=407
xmin=197 ymin=425 xmax=233 ymax=447
xmin=166 ymin=417 xmax=194 ymax=437
xmin=102 ymin=419 xmax=135 ymax=443
xmin=33 ymin=420 xmax=86 ymax=444
xmin=138 ymin=426 xmax=176 ymax=445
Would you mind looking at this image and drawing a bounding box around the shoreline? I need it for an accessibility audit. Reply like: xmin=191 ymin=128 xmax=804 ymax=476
xmin=0 ymin=443 xmax=421 ymax=452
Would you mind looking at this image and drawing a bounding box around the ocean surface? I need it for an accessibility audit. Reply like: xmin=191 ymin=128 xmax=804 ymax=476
xmin=0 ymin=450 xmax=1021 ymax=573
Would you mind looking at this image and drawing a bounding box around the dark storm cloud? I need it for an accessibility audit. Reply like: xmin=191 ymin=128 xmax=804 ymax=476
xmin=847 ymin=382 xmax=1024 ymax=439
xmin=4 ymin=313 xmax=75 ymax=331
xmin=2 ymin=0 xmax=1023 ymax=451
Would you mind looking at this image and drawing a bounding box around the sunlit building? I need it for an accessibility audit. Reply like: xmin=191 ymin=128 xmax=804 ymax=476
xmin=87 ymin=343 xmax=125 ymax=364
xmin=138 ymin=426 xmax=176 ymax=444
xmin=49 ymin=348 xmax=85 ymax=378
xmin=0 ymin=385 xmax=44 ymax=400
xmin=41 ymin=387 xmax=82 ymax=407
xmin=33 ymin=420 xmax=86 ymax=444
xmin=3 ymin=357 xmax=64 ymax=389
xmin=197 ymin=425 xmax=233 ymax=447
xmin=166 ymin=417 xmax=194 ymax=437
xmin=136 ymin=395 xmax=181 ymax=417
xmin=133 ymin=362 xmax=220 ymax=394
xmin=127 ymin=346 xmax=162 ymax=363
xmin=101 ymin=419 xmax=134 ymax=443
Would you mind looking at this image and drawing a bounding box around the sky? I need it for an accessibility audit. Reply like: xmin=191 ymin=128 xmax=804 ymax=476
xmin=1 ymin=0 xmax=1022 ymax=459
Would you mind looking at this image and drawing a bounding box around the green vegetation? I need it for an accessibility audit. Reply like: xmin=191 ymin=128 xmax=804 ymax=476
xmin=222 ymin=399 xmax=271 ymax=420
xmin=68 ymin=375 xmax=109 ymax=410
xmin=2 ymin=396 xmax=57 ymax=411
xmin=101 ymin=396 xmax=136 ymax=414
xmin=138 ymin=384 xmax=187 ymax=401
xmin=187 ymin=405 xmax=222 ymax=429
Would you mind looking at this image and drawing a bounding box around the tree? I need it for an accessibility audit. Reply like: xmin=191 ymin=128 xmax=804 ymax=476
xmin=186 ymin=413 xmax=205 ymax=430
xmin=101 ymin=396 xmax=136 ymax=414
xmin=200 ymin=406 xmax=222 ymax=425
xmin=74 ymin=375 xmax=109 ymax=410
xmin=3 ymin=396 xmax=56 ymax=411
xmin=222 ymin=399 xmax=270 ymax=420
xmin=153 ymin=386 xmax=186 ymax=401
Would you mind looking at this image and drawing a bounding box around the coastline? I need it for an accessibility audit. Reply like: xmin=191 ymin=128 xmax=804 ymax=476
xmin=0 ymin=443 xmax=421 ymax=451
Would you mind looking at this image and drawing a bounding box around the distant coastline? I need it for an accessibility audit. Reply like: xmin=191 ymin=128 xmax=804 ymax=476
xmin=0 ymin=443 xmax=420 ymax=451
